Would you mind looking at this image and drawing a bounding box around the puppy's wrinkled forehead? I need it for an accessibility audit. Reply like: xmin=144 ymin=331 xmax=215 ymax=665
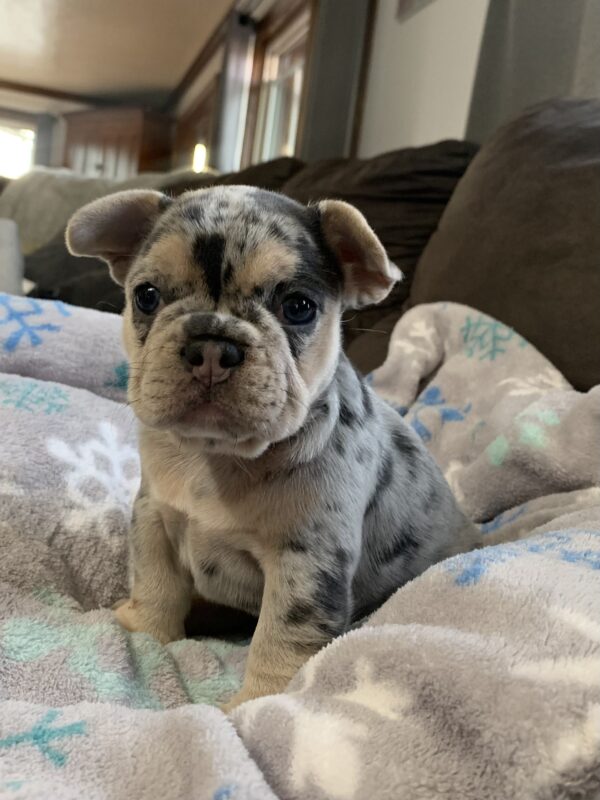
xmin=134 ymin=186 xmax=340 ymax=301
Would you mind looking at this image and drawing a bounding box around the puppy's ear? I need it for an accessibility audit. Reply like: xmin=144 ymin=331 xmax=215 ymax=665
xmin=66 ymin=190 xmax=171 ymax=285
xmin=317 ymin=200 xmax=402 ymax=308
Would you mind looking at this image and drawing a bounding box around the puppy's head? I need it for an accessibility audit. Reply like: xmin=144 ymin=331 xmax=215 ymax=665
xmin=67 ymin=186 xmax=401 ymax=457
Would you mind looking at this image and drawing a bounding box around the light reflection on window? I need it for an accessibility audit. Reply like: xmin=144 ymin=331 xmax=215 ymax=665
xmin=0 ymin=125 xmax=35 ymax=179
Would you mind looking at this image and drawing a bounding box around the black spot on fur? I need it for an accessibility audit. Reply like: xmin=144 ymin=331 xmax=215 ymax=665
xmin=378 ymin=521 xmax=421 ymax=565
xmin=286 ymin=537 xmax=308 ymax=553
xmin=283 ymin=327 xmax=311 ymax=359
xmin=316 ymin=567 xmax=347 ymax=617
xmin=391 ymin=428 xmax=421 ymax=480
xmin=200 ymin=559 xmax=220 ymax=577
xmin=312 ymin=396 xmax=330 ymax=417
xmin=339 ymin=400 xmax=357 ymax=427
xmin=194 ymin=234 xmax=225 ymax=303
xmin=317 ymin=619 xmax=344 ymax=637
xmin=132 ymin=317 xmax=153 ymax=346
xmin=267 ymin=220 xmax=289 ymax=244
xmin=333 ymin=433 xmax=346 ymax=457
xmin=223 ymin=260 xmax=234 ymax=288
xmin=158 ymin=194 xmax=173 ymax=212
xmin=286 ymin=601 xmax=314 ymax=626
xmin=361 ymin=380 xmax=374 ymax=417
xmin=365 ymin=451 xmax=394 ymax=516
xmin=180 ymin=200 xmax=205 ymax=225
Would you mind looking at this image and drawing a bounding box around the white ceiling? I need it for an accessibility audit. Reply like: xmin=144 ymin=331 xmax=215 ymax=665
xmin=0 ymin=0 xmax=232 ymax=98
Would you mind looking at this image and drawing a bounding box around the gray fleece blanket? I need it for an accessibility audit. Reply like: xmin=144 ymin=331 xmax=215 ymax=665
xmin=0 ymin=292 xmax=599 ymax=799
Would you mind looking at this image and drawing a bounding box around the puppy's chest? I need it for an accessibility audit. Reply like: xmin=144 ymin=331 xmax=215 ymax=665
xmin=142 ymin=436 xmax=281 ymax=540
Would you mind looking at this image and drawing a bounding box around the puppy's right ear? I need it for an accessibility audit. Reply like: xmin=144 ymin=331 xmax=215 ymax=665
xmin=66 ymin=190 xmax=171 ymax=285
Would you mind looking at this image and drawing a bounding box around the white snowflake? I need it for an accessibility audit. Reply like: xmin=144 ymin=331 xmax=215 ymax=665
xmin=497 ymin=367 xmax=570 ymax=397
xmin=278 ymin=695 xmax=368 ymax=800
xmin=390 ymin=338 xmax=429 ymax=356
xmin=335 ymin=658 xmax=411 ymax=720
xmin=444 ymin=460 xmax=466 ymax=504
xmin=0 ymin=479 xmax=24 ymax=497
xmin=408 ymin=318 xmax=436 ymax=343
xmin=47 ymin=421 xmax=140 ymax=535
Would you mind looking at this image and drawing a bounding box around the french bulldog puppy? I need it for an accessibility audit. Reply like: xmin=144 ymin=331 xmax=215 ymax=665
xmin=66 ymin=186 xmax=479 ymax=710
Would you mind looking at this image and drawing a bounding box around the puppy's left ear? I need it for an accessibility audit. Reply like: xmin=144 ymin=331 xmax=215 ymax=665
xmin=317 ymin=200 xmax=402 ymax=308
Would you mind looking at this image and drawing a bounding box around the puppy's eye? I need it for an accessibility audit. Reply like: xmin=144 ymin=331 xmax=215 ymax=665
xmin=134 ymin=283 xmax=160 ymax=314
xmin=279 ymin=293 xmax=317 ymax=326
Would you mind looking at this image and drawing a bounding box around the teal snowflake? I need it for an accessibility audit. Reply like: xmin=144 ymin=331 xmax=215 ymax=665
xmin=0 ymin=378 xmax=69 ymax=414
xmin=461 ymin=314 xmax=527 ymax=361
xmin=0 ymin=710 xmax=86 ymax=767
xmin=105 ymin=360 xmax=129 ymax=391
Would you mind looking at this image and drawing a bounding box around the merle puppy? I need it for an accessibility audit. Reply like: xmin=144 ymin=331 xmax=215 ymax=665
xmin=66 ymin=186 xmax=479 ymax=710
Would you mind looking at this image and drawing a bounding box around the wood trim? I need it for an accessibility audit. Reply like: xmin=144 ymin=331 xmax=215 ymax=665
xmin=176 ymin=78 xmax=220 ymax=127
xmin=257 ymin=0 xmax=309 ymax=44
xmin=293 ymin=0 xmax=319 ymax=162
xmin=165 ymin=5 xmax=235 ymax=112
xmin=0 ymin=79 xmax=102 ymax=107
xmin=0 ymin=106 xmax=40 ymax=125
xmin=240 ymin=0 xmax=311 ymax=167
xmin=349 ymin=0 xmax=378 ymax=157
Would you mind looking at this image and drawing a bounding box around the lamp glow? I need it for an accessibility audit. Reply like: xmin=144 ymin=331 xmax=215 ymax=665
xmin=193 ymin=143 xmax=207 ymax=173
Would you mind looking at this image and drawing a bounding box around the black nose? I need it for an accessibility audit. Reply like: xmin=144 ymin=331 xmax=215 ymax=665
xmin=182 ymin=337 xmax=245 ymax=370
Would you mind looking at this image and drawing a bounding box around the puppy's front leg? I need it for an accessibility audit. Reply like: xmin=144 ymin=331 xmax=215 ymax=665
xmin=223 ymin=547 xmax=351 ymax=711
xmin=114 ymin=493 xmax=192 ymax=644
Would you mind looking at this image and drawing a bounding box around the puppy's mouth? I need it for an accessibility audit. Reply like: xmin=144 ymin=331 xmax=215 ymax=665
xmin=177 ymin=400 xmax=232 ymax=429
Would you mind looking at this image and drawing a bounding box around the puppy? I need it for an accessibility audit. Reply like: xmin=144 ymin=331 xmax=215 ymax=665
xmin=66 ymin=186 xmax=480 ymax=710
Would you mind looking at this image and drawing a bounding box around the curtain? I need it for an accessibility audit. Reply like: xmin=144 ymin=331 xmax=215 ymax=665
xmin=466 ymin=0 xmax=600 ymax=142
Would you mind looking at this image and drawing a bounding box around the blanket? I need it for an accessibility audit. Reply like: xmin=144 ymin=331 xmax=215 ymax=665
xmin=0 ymin=292 xmax=598 ymax=799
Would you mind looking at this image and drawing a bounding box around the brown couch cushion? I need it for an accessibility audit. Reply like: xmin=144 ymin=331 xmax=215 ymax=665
xmin=408 ymin=99 xmax=600 ymax=390
xmin=161 ymin=156 xmax=305 ymax=196
xmin=282 ymin=141 xmax=478 ymax=369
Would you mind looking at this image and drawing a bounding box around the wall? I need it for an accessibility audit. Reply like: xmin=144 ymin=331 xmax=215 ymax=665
xmin=358 ymin=0 xmax=489 ymax=157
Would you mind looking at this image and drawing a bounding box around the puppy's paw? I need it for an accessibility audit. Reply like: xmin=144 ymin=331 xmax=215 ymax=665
xmin=221 ymin=675 xmax=289 ymax=713
xmin=113 ymin=599 xmax=182 ymax=645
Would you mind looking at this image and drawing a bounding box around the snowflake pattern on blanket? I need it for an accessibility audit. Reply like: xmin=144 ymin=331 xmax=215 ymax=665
xmin=0 ymin=294 xmax=71 ymax=352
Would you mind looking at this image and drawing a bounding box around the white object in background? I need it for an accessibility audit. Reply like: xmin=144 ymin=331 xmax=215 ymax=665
xmin=0 ymin=219 xmax=24 ymax=295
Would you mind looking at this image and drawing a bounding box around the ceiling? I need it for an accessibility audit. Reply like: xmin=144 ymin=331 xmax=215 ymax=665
xmin=0 ymin=0 xmax=232 ymax=98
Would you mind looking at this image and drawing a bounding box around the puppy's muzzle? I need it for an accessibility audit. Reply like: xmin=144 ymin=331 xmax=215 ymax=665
xmin=182 ymin=335 xmax=245 ymax=387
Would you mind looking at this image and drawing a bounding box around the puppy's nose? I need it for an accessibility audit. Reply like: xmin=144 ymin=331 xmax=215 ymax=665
xmin=182 ymin=338 xmax=245 ymax=386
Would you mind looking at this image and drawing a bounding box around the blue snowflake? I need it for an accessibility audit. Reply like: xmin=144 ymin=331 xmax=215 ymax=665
xmin=0 ymin=378 xmax=69 ymax=414
xmin=0 ymin=709 xmax=86 ymax=767
xmin=461 ymin=314 xmax=527 ymax=361
xmin=0 ymin=294 xmax=71 ymax=352
xmin=445 ymin=530 xmax=600 ymax=586
xmin=407 ymin=386 xmax=471 ymax=442
xmin=479 ymin=504 xmax=528 ymax=535
xmin=214 ymin=786 xmax=237 ymax=800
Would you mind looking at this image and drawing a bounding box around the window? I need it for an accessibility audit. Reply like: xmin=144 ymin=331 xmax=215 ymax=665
xmin=251 ymin=9 xmax=310 ymax=163
xmin=0 ymin=122 xmax=36 ymax=179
